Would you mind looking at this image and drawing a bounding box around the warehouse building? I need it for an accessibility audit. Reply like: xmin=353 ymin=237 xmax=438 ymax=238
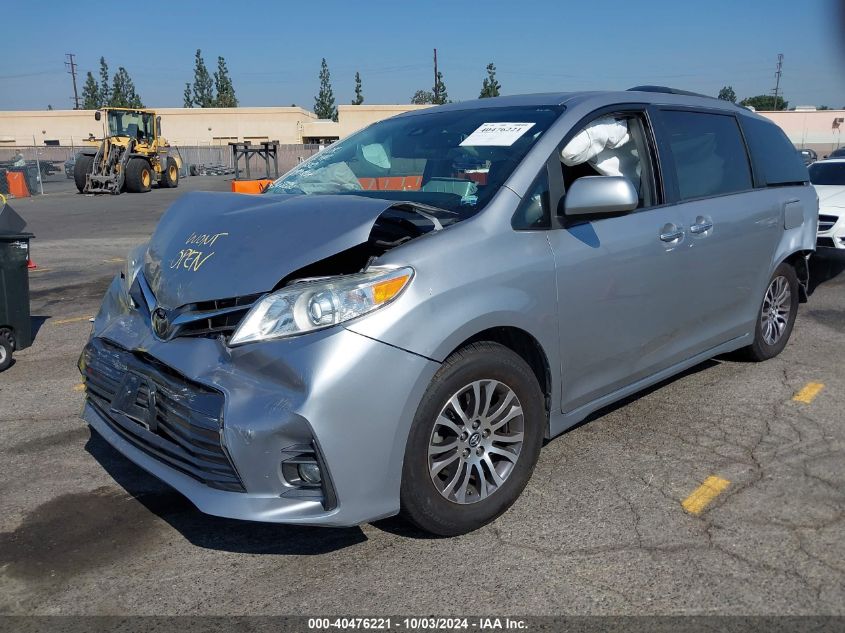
xmin=0 ymin=104 xmax=430 ymax=147
xmin=0 ymin=103 xmax=841 ymax=156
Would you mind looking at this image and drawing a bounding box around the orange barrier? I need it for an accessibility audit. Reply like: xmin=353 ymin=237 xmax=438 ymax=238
xmin=6 ymin=172 xmax=30 ymax=198
xmin=358 ymin=175 xmax=422 ymax=191
xmin=231 ymin=179 xmax=274 ymax=194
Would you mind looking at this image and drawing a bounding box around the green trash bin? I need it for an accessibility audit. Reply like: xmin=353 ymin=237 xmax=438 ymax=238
xmin=0 ymin=202 xmax=34 ymax=371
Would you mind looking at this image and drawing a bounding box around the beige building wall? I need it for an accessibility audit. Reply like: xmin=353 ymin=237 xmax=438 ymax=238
xmin=0 ymin=104 xmax=430 ymax=147
xmin=1 ymin=104 xmax=841 ymax=156
xmin=758 ymin=110 xmax=845 ymax=156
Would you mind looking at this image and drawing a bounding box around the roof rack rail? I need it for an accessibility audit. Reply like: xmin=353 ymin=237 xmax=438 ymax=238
xmin=627 ymin=85 xmax=713 ymax=99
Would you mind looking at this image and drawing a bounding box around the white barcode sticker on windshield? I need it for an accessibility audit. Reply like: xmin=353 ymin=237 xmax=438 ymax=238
xmin=460 ymin=122 xmax=535 ymax=147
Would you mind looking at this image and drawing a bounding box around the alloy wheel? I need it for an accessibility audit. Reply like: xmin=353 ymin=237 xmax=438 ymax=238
xmin=428 ymin=379 xmax=524 ymax=504
xmin=761 ymin=275 xmax=791 ymax=345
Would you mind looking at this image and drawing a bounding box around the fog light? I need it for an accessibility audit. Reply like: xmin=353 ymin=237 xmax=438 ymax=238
xmin=298 ymin=462 xmax=322 ymax=485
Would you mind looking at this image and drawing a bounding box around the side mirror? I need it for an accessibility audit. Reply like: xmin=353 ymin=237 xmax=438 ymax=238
xmin=156 ymin=116 xmax=162 ymax=132
xmin=563 ymin=176 xmax=638 ymax=217
xmin=94 ymin=111 xmax=101 ymax=121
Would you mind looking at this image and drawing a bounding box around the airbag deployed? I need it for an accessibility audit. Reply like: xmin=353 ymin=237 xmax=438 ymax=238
xmin=561 ymin=116 xmax=638 ymax=180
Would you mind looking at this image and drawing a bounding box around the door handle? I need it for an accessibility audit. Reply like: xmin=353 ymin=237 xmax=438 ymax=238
xmin=689 ymin=220 xmax=714 ymax=234
xmin=659 ymin=226 xmax=685 ymax=242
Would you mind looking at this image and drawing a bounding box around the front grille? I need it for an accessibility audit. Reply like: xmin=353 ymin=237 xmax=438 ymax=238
xmin=174 ymin=294 xmax=262 ymax=338
xmin=80 ymin=338 xmax=244 ymax=492
xmin=818 ymin=214 xmax=838 ymax=233
xmin=817 ymin=237 xmax=836 ymax=248
xmin=130 ymin=274 xmax=260 ymax=341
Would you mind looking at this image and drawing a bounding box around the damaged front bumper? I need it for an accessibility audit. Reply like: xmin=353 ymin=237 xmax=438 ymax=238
xmin=79 ymin=276 xmax=439 ymax=526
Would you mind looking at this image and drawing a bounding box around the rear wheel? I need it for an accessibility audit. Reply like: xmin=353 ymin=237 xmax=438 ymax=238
xmin=400 ymin=342 xmax=545 ymax=535
xmin=73 ymin=155 xmax=94 ymax=193
xmin=743 ymin=263 xmax=799 ymax=361
xmin=159 ymin=157 xmax=179 ymax=188
xmin=125 ymin=158 xmax=152 ymax=193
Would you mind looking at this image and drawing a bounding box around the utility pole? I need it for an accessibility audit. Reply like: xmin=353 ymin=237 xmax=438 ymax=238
xmin=65 ymin=53 xmax=80 ymax=110
xmin=772 ymin=53 xmax=783 ymax=111
xmin=433 ymin=48 xmax=438 ymax=103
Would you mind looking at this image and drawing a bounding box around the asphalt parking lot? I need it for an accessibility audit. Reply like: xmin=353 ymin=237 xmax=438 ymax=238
xmin=0 ymin=178 xmax=843 ymax=616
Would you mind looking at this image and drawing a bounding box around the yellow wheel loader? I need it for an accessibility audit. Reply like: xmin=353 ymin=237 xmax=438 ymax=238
xmin=74 ymin=108 xmax=182 ymax=195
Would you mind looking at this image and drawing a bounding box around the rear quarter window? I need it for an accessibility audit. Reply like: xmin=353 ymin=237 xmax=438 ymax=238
xmin=660 ymin=110 xmax=754 ymax=200
xmin=741 ymin=116 xmax=809 ymax=186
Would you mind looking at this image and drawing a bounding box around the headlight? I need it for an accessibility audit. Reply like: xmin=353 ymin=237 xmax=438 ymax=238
xmin=230 ymin=266 xmax=413 ymax=345
xmin=123 ymin=243 xmax=147 ymax=291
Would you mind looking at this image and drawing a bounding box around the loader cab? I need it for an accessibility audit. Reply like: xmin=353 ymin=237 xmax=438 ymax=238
xmin=105 ymin=109 xmax=156 ymax=145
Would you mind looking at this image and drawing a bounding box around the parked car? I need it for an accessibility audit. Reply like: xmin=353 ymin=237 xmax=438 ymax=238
xmin=64 ymin=154 xmax=76 ymax=179
xmin=825 ymin=147 xmax=845 ymax=159
xmin=79 ymin=87 xmax=817 ymax=535
xmin=799 ymin=148 xmax=817 ymax=165
xmin=809 ymin=158 xmax=845 ymax=253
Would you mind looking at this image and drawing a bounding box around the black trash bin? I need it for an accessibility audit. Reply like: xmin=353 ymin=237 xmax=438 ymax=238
xmin=0 ymin=201 xmax=34 ymax=371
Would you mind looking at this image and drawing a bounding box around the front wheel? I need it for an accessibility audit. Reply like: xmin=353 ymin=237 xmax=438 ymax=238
xmin=125 ymin=158 xmax=152 ymax=193
xmin=401 ymin=342 xmax=545 ymax=536
xmin=73 ymin=155 xmax=94 ymax=193
xmin=743 ymin=263 xmax=799 ymax=361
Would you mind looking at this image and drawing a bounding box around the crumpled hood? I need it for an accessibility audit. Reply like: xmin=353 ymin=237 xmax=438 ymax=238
xmin=144 ymin=191 xmax=399 ymax=308
xmin=814 ymin=185 xmax=845 ymax=209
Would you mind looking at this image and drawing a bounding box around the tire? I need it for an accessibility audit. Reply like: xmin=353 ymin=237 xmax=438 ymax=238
xmin=400 ymin=341 xmax=545 ymax=536
xmin=159 ymin=157 xmax=179 ymax=188
xmin=742 ymin=262 xmax=799 ymax=361
xmin=125 ymin=158 xmax=153 ymax=193
xmin=73 ymin=155 xmax=94 ymax=193
xmin=0 ymin=332 xmax=13 ymax=372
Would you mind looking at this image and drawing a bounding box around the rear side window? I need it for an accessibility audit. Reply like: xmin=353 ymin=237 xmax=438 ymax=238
xmin=741 ymin=116 xmax=809 ymax=186
xmin=661 ymin=110 xmax=753 ymax=200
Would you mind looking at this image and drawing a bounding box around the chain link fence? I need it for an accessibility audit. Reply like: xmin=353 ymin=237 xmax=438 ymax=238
xmin=0 ymin=143 xmax=321 ymax=196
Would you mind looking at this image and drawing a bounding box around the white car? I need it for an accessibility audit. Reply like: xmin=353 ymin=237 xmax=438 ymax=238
xmin=809 ymin=158 xmax=845 ymax=252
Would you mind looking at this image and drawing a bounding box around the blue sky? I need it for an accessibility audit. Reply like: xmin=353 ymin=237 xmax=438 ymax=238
xmin=1 ymin=0 xmax=843 ymax=110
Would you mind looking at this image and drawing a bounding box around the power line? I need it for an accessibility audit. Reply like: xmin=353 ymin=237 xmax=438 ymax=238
xmin=65 ymin=53 xmax=80 ymax=110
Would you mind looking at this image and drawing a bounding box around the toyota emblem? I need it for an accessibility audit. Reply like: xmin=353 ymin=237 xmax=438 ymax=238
xmin=152 ymin=308 xmax=169 ymax=339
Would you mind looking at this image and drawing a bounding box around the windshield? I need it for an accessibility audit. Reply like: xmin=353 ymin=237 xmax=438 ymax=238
xmin=809 ymin=162 xmax=845 ymax=185
xmin=108 ymin=110 xmax=154 ymax=142
xmin=266 ymin=105 xmax=563 ymax=213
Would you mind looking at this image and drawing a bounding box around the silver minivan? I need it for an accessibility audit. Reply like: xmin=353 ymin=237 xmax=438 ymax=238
xmin=80 ymin=88 xmax=817 ymax=535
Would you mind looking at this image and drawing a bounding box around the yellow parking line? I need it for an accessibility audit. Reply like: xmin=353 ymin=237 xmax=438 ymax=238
xmin=682 ymin=475 xmax=730 ymax=516
xmin=793 ymin=382 xmax=824 ymax=404
xmin=73 ymin=383 xmax=86 ymax=392
xmin=104 ymin=257 xmax=125 ymax=263
xmin=53 ymin=316 xmax=92 ymax=325
xmin=29 ymin=268 xmax=51 ymax=273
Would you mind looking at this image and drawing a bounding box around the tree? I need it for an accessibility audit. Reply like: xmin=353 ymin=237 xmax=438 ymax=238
xmin=352 ymin=71 xmax=364 ymax=105
xmin=479 ymin=62 xmax=501 ymax=98
xmin=213 ymin=56 xmax=238 ymax=107
xmin=82 ymin=71 xmax=100 ymax=109
xmin=717 ymin=85 xmax=736 ymax=103
xmin=47 ymin=104 xmax=53 ymax=110
xmin=183 ymin=83 xmax=193 ymax=108
xmin=410 ymin=89 xmax=434 ymax=104
xmin=314 ymin=58 xmax=337 ymax=121
xmin=740 ymin=94 xmax=788 ymax=111
xmin=817 ymin=105 xmax=831 ymax=110
xmin=110 ymin=67 xmax=143 ymax=108
xmin=432 ymin=70 xmax=448 ymax=104
xmin=98 ymin=57 xmax=111 ymax=106
xmin=191 ymin=49 xmax=214 ymax=108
